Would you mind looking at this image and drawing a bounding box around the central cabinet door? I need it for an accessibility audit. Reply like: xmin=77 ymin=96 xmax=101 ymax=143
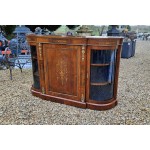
xmin=43 ymin=44 xmax=83 ymax=101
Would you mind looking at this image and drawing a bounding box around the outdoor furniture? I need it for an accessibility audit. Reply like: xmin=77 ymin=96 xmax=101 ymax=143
xmin=0 ymin=48 xmax=31 ymax=80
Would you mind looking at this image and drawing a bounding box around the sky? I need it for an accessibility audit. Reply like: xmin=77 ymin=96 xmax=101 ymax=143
xmin=1 ymin=0 xmax=150 ymax=25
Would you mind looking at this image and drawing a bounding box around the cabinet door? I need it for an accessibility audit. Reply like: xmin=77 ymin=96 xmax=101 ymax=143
xmin=43 ymin=44 xmax=85 ymax=101
xmin=30 ymin=45 xmax=40 ymax=90
xmin=86 ymin=46 xmax=117 ymax=102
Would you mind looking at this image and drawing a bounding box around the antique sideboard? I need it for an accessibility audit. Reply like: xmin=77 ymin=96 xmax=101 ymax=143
xmin=27 ymin=35 xmax=123 ymax=110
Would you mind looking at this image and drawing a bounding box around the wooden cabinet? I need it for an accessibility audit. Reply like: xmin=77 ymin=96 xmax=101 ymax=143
xmin=27 ymin=35 xmax=123 ymax=110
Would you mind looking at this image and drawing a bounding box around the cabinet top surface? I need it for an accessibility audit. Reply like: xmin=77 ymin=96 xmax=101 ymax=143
xmin=27 ymin=34 xmax=123 ymax=39
xmin=27 ymin=34 xmax=123 ymax=46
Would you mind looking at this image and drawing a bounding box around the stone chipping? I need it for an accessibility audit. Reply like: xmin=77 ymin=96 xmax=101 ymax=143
xmin=0 ymin=40 xmax=150 ymax=125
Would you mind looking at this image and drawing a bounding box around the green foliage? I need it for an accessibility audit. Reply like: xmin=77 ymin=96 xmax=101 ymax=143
xmin=87 ymin=25 xmax=107 ymax=36
xmin=0 ymin=25 xmax=15 ymax=34
xmin=108 ymin=25 xmax=112 ymax=30
xmin=0 ymin=25 xmax=79 ymax=39
xmin=126 ymin=25 xmax=131 ymax=31
xmin=0 ymin=25 xmax=16 ymax=40
xmin=3 ymin=25 xmax=16 ymax=35
xmin=108 ymin=25 xmax=119 ymax=30
xmin=131 ymin=25 xmax=150 ymax=33
xmin=25 ymin=25 xmax=79 ymax=32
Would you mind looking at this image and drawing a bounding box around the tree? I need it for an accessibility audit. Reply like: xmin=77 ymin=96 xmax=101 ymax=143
xmin=98 ymin=25 xmax=105 ymax=36
xmin=126 ymin=25 xmax=131 ymax=31
xmin=0 ymin=25 xmax=16 ymax=35
xmin=1 ymin=25 xmax=79 ymax=34
xmin=0 ymin=25 xmax=80 ymax=39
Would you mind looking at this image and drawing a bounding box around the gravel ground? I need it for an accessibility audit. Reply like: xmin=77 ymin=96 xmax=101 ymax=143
xmin=0 ymin=40 xmax=150 ymax=125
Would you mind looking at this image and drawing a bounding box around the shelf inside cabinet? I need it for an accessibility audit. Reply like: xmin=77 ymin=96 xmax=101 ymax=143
xmin=90 ymin=63 xmax=110 ymax=66
xmin=90 ymin=82 xmax=110 ymax=86
xmin=32 ymin=56 xmax=37 ymax=59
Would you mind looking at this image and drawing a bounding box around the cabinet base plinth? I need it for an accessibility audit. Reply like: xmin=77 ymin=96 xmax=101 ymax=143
xmin=86 ymin=100 xmax=117 ymax=110
xmin=31 ymin=88 xmax=117 ymax=110
xmin=31 ymin=89 xmax=86 ymax=109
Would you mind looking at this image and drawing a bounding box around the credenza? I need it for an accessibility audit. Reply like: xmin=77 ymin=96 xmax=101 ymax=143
xmin=27 ymin=35 xmax=123 ymax=110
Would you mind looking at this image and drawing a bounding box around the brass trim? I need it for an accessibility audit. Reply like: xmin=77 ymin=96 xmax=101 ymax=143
xmin=81 ymin=46 xmax=85 ymax=61
xmin=81 ymin=94 xmax=85 ymax=102
xmin=39 ymin=43 xmax=42 ymax=59
xmin=87 ymin=73 xmax=88 ymax=79
xmin=42 ymin=87 xmax=45 ymax=94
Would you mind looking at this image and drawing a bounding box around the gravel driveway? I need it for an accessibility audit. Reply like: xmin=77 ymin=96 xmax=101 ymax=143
xmin=0 ymin=40 xmax=150 ymax=125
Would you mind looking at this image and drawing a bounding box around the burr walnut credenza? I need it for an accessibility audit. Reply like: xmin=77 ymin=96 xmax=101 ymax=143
xmin=27 ymin=35 xmax=123 ymax=110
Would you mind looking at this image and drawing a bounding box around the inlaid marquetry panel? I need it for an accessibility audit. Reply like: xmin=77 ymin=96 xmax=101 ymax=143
xmin=56 ymin=56 xmax=69 ymax=86
xmin=43 ymin=44 xmax=81 ymax=100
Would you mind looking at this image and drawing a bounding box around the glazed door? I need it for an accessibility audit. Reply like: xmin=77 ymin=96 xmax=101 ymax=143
xmin=43 ymin=44 xmax=85 ymax=101
xmin=86 ymin=45 xmax=117 ymax=102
